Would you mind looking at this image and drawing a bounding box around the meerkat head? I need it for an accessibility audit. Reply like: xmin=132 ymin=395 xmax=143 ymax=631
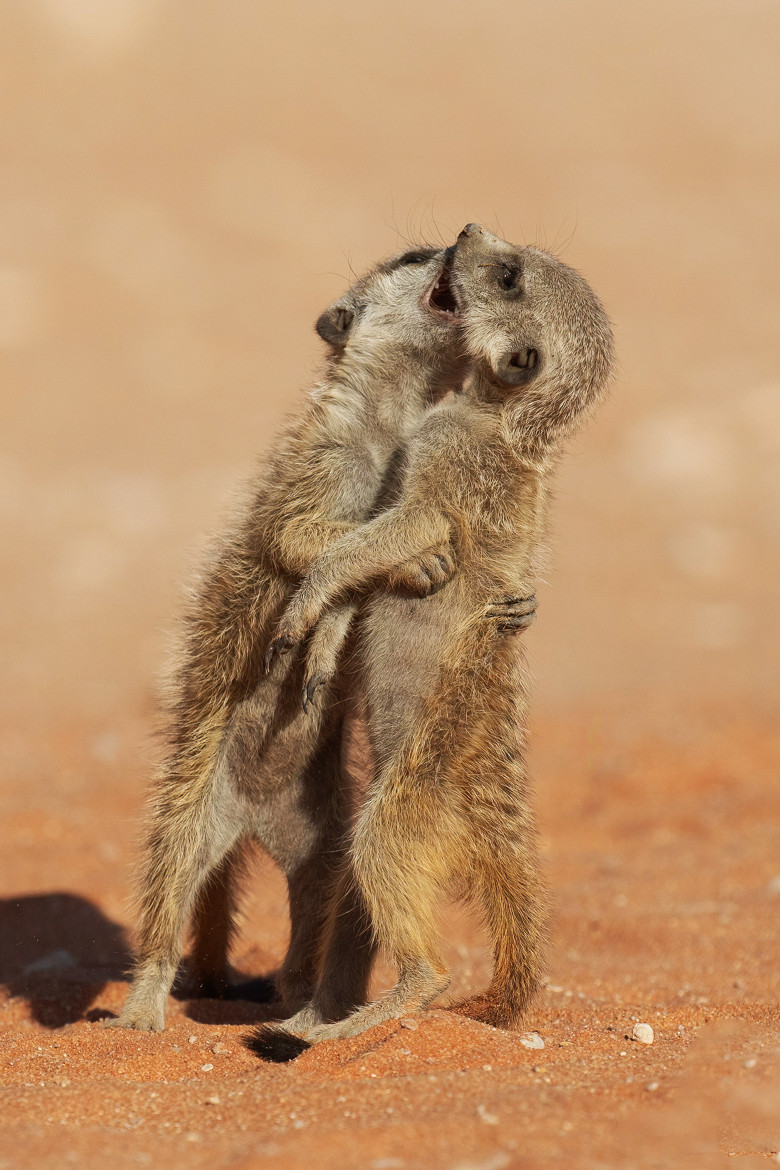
xmin=451 ymin=223 xmax=614 ymax=453
xmin=315 ymin=246 xmax=462 ymax=373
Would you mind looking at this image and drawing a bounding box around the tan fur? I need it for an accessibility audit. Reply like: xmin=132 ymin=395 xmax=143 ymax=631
xmin=265 ymin=225 xmax=615 ymax=1045
xmin=108 ymin=243 xmax=534 ymax=1032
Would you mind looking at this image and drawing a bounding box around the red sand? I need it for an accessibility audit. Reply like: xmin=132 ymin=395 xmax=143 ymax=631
xmin=2 ymin=712 xmax=779 ymax=1168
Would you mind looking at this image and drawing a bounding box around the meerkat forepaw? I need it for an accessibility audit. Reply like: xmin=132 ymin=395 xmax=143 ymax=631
xmin=485 ymin=593 xmax=537 ymax=633
xmin=391 ymin=546 xmax=456 ymax=597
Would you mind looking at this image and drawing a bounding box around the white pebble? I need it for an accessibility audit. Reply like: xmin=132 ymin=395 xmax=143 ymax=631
xmin=477 ymin=1103 xmax=499 ymax=1125
xmin=200 ymin=1063 xmax=213 ymax=1072
xmin=520 ymin=1032 xmax=545 ymax=1050
xmin=400 ymin=1018 xmax=419 ymax=1031
xmin=645 ymin=1081 xmax=660 ymax=1092
xmin=632 ymin=1023 xmax=654 ymax=1045
xmin=188 ymin=1035 xmax=197 ymax=1044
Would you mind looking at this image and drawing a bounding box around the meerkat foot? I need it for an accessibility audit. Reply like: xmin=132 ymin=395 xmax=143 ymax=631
xmin=102 ymin=1003 xmax=166 ymax=1032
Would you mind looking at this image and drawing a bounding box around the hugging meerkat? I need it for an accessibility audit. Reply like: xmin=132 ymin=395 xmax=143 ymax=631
xmin=109 ymin=244 xmax=535 ymax=1032
xmin=259 ymin=223 xmax=614 ymax=1049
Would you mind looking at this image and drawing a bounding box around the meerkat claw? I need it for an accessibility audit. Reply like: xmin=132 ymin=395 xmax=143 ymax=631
xmin=264 ymin=635 xmax=295 ymax=674
xmin=302 ymin=675 xmax=325 ymax=714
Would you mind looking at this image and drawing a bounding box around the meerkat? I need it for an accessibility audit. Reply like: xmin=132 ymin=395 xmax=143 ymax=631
xmin=108 ymin=243 xmax=536 ymax=1033
xmin=257 ymin=223 xmax=615 ymax=1051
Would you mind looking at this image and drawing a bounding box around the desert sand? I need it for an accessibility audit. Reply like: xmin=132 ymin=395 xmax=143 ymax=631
xmin=1 ymin=2 xmax=779 ymax=1167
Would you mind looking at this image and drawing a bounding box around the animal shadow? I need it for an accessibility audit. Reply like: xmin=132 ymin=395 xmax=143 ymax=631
xmin=0 ymin=892 xmax=131 ymax=1028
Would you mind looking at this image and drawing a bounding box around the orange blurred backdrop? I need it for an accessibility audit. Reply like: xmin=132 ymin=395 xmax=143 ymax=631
xmin=2 ymin=0 xmax=778 ymax=741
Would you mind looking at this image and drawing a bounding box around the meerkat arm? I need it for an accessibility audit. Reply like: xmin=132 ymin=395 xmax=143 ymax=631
xmin=264 ymin=516 xmax=363 ymax=577
xmin=266 ymin=504 xmax=453 ymax=663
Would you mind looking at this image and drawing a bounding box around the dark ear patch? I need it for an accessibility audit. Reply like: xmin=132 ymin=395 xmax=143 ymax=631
xmin=315 ymin=303 xmax=355 ymax=347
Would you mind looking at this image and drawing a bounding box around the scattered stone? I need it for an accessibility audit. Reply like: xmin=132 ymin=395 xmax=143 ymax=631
xmin=743 ymin=1058 xmax=757 ymax=1069
xmin=204 ymin=1096 xmax=219 ymax=1105
xmin=645 ymin=1081 xmax=660 ymax=1092
xmin=188 ymin=1035 xmax=197 ymax=1045
xmin=632 ymin=1023 xmax=654 ymax=1045
xmin=400 ymin=1018 xmax=419 ymax=1031
xmin=519 ymin=1032 xmax=545 ymax=1050
xmin=476 ymin=1103 xmax=499 ymax=1125
xmin=211 ymin=1042 xmax=230 ymax=1054
xmin=200 ymin=1063 xmax=213 ymax=1072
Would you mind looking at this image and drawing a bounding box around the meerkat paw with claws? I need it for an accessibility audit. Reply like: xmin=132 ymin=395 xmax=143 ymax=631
xmin=387 ymin=545 xmax=456 ymax=597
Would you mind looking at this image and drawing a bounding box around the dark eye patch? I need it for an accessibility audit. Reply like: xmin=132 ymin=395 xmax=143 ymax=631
xmin=501 ymin=266 xmax=519 ymax=290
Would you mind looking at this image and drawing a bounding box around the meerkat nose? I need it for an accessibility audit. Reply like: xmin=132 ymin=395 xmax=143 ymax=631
xmin=459 ymin=223 xmax=485 ymax=240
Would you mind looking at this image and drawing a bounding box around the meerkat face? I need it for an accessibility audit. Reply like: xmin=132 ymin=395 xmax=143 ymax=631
xmin=451 ymin=223 xmax=614 ymax=445
xmin=315 ymin=246 xmax=461 ymax=365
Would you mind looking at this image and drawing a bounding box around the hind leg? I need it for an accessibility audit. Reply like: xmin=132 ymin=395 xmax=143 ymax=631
xmin=463 ymin=800 xmax=547 ymax=1027
xmin=189 ymin=841 xmax=250 ymax=998
xmin=106 ymin=740 xmax=248 ymax=1032
xmin=294 ymin=779 xmax=452 ymax=1043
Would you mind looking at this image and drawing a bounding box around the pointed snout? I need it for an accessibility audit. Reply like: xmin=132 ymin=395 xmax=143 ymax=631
xmin=458 ymin=223 xmax=485 ymax=241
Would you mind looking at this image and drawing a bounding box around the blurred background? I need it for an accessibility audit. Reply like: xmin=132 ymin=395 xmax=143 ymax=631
xmin=1 ymin=1 xmax=778 ymax=898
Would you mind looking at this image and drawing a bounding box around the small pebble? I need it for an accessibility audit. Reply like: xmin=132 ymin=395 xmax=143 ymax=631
xmin=520 ymin=1032 xmax=545 ymax=1050
xmin=204 ymin=1096 xmax=219 ymax=1105
xmin=632 ymin=1023 xmax=654 ymax=1045
xmin=201 ymin=1063 xmax=213 ymax=1072
xmin=743 ymin=1058 xmax=757 ymax=1069
xmin=211 ymin=1042 xmax=230 ymax=1054
xmin=645 ymin=1081 xmax=660 ymax=1092
xmin=400 ymin=1018 xmax=419 ymax=1031
xmin=188 ymin=1035 xmax=197 ymax=1045
xmin=476 ymin=1103 xmax=499 ymax=1125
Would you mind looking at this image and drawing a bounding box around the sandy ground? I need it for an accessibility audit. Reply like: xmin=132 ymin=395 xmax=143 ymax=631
xmin=1 ymin=708 xmax=779 ymax=1168
xmin=2 ymin=1 xmax=779 ymax=1167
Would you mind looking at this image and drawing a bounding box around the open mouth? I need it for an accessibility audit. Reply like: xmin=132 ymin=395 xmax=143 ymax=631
xmin=425 ymin=264 xmax=460 ymax=319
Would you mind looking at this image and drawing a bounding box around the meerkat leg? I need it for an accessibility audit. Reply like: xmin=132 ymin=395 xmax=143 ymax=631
xmin=277 ymin=864 xmax=377 ymax=1037
xmin=295 ymin=782 xmax=452 ymax=1043
xmin=106 ymin=759 xmax=247 ymax=1031
xmin=263 ymin=720 xmax=361 ymax=1016
xmin=301 ymin=604 xmax=356 ymax=713
xmin=464 ymin=804 xmax=547 ymax=1027
xmin=189 ymin=841 xmax=250 ymax=998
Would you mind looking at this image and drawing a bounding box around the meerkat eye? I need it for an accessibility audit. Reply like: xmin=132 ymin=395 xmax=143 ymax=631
xmin=501 ymin=266 xmax=519 ymax=290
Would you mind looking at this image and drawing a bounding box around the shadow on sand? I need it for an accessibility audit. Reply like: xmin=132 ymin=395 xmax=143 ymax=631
xmin=0 ymin=891 xmax=281 ymax=1029
xmin=0 ymin=892 xmax=131 ymax=1027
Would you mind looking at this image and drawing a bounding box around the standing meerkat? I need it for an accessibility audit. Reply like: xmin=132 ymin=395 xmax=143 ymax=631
xmin=258 ymin=223 xmax=614 ymax=1050
xmin=108 ymin=244 xmax=536 ymax=1032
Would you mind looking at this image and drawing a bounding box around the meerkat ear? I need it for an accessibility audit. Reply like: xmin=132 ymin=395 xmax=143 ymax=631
xmin=315 ymin=300 xmax=356 ymax=348
xmin=494 ymin=346 xmax=542 ymax=386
